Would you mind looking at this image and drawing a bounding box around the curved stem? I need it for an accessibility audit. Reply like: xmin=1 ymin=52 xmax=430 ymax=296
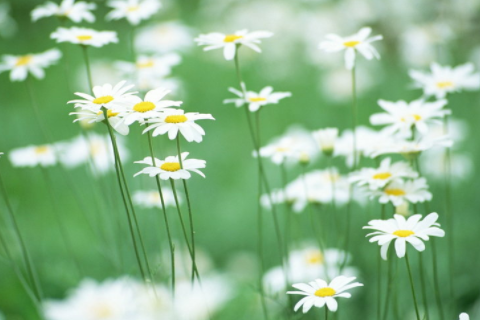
xmin=405 ymin=253 xmax=421 ymax=320
xmin=81 ymin=45 xmax=93 ymax=89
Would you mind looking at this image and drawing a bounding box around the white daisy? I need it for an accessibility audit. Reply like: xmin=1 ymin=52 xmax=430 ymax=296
xmin=71 ymin=109 xmax=130 ymax=135
xmin=194 ymin=29 xmax=273 ymax=61
xmin=223 ymin=84 xmax=291 ymax=112
xmin=134 ymin=153 xmax=206 ymax=180
xmin=369 ymin=135 xmax=452 ymax=159
xmin=121 ymin=88 xmax=182 ymax=126
xmin=133 ymin=189 xmax=178 ymax=208
xmin=370 ymin=99 xmax=450 ymax=137
xmin=31 ymin=0 xmax=96 ymax=23
xmin=312 ymin=128 xmax=338 ymax=156
xmin=409 ymin=62 xmax=480 ymax=99
xmin=350 ymin=158 xmax=418 ymax=190
xmin=115 ymin=53 xmax=181 ymax=82
xmin=134 ymin=21 xmax=193 ymax=54
xmin=287 ymin=276 xmax=363 ymax=313
xmin=106 ymin=0 xmax=161 ymax=25
xmin=364 ymin=212 xmax=445 ymax=260
xmin=371 ymin=178 xmax=432 ymax=206
xmin=143 ymin=109 xmax=214 ymax=143
xmin=68 ymin=81 xmax=136 ymax=111
xmin=319 ymin=27 xmax=383 ymax=70
xmin=9 ymin=144 xmax=57 ymax=167
xmin=51 ymin=27 xmax=118 ymax=47
xmin=0 ymin=48 xmax=61 ymax=81
xmin=459 ymin=313 xmax=470 ymax=320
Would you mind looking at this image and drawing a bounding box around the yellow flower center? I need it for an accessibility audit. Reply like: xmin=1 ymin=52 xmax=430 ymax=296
xmin=91 ymin=304 xmax=113 ymax=318
xmin=275 ymin=147 xmax=289 ymax=152
xmin=160 ymin=162 xmax=181 ymax=172
xmin=77 ymin=35 xmax=93 ymax=41
xmin=15 ymin=55 xmax=32 ymax=66
xmin=127 ymin=5 xmax=139 ymax=11
xmin=249 ymin=97 xmax=267 ymax=102
xmin=96 ymin=109 xmax=119 ymax=118
xmin=133 ymin=101 xmax=155 ymax=113
xmin=436 ymin=81 xmax=454 ymax=89
xmin=306 ymin=251 xmax=324 ymax=265
xmin=373 ymin=172 xmax=392 ymax=180
xmin=93 ymin=95 xmax=114 ymax=105
xmin=224 ymin=34 xmax=243 ymax=42
xmin=344 ymin=40 xmax=360 ymax=47
xmin=90 ymin=142 xmax=102 ymax=156
xmin=314 ymin=287 xmax=336 ymax=297
xmin=384 ymin=188 xmax=406 ymax=196
xmin=412 ymin=114 xmax=422 ymax=121
xmin=136 ymin=60 xmax=155 ymax=69
xmin=165 ymin=115 xmax=188 ymax=123
xmin=35 ymin=146 xmax=49 ymax=154
xmin=393 ymin=230 xmax=415 ymax=237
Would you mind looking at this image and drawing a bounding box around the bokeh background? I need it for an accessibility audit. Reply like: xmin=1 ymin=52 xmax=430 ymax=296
xmin=1 ymin=0 xmax=480 ymax=319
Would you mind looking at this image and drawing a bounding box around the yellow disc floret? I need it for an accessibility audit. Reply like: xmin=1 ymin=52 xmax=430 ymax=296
xmin=165 ymin=115 xmax=188 ymax=123
xmin=35 ymin=146 xmax=49 ymax=154
xmin=306 ymin=251 xmax=324 ymax=265
xmin=393 ymin=230 xmax=415 ymax=237
xmin=343 ymin=40 xmax=360 ymax=47
xmin=373 ymin=172 xmax=392 ymax=180
xmin=136 ymin=60 xmax=155 ymax=69
xmin=96 ymin=109 xmax=119 ymax=118
xmin=436 ymin=81 xmax=454 ymax=89
xmin=93 ymin=95 xmax=114 ymax=105
xmin=160 ymin=162 xmax=181 ymax=172
xmin=15 ymin=55 xmax=32 ymax=66
xmin=384 ymin=188 xmax=406 ymax=196
xmin=133 ymin=101 xmax=155 ymax=113
xmin=314 ymin=287 xmax=336 ymax=297
xmin=77 ymin=35 xmax=93 ymax=41
xmin=224 ymin=34 xmax=243 ymax=42
xmin=249 ymin=97 xmax=267 ymax=102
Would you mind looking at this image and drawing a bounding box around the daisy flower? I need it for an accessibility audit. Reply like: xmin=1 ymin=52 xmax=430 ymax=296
xmin=134 ymin=21 xmax=193 ymax=54
xmin=369 ymin=135 xmax=452 ymax=159
xmin=194 ymin=29 xmax=273 ymax=61
xmin=133 ymin=189 xmax=179 ymax=208
xmin=134 ymin=152 xmax=206 ymax=180
xmin=459 ymin=313 xmax=470 ymax=320
xmin=115 ymin=53 xmax=181 ymax=81
xmin=364 ymin=212 xmax=445 ymax=260
xmin=9 ymin=144 xmax=57 ymax=167
xmin=319 ymin=27 xmax=383 ymax=70
xmin=409 ymin=62 xmax=480 ymax=99
xmin=350 ymin=158 xmax=418 ymax=190
xmin=121 ymin=88 xmax=182 ymax=125
xmin=312 ymin=128 xmax=338 ymax=156
xmin=0 ymin=49 xmax=61 ymax=81
xmin=372 ymin=177 xmax=432 ymax=206
xmin=31 ymin=0 xmax=96 ymax=23
xmin=370 ymin=99 xmax=450 ymax=137
xmin=71 ymin=109 xmax=130 ymax=135
xmin=223 ymin=84 xmax=291 ymax=112
xmin=51 ymin=27 xmax=118 ymax=47
xmin=287 ymin=276 xmax=363 ymax=313
xmin=106 ymin=0 xmax=161 ymax=25
xmin=68 ymin=81 xmax=136 ymax=111
xmin=143 ymin=109 xmax=215 ymax=143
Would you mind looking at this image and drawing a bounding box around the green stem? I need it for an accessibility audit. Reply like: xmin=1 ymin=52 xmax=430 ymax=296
xmin=405 ymin=253 xmax=421 ymax=320
xmin=325 ymin=308 xmax=329 ymax=320
xmin=431 ymin=239 xmax=445 ymax=320
xmin=351 ymin=66 xmax=358 ymax=170
xmin=81 ymin=45 xmax=94 ymax=89
xmin=418 ymin=253 xmax=429 ymax=320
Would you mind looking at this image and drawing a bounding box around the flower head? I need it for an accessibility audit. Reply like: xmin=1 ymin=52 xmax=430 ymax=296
xmin=0 ymin=49 xmax=61 ymax=81
xmin=51 ymin=27 xmax=118 ymax=47
xmin=32 ymin=0 xmax=96 ymax=23
xmin=287 ymin=276 xmax=363 ymax=313
xmin=195 ymin=29 xmax=273 ymax=61
xmin=143 ymin=109 xmax=214 ymax=143
xmin=133 ymin=189 xmax=179 ymax=208
xmin=312 ymin=128 xmax=338 ymax=156
xmin=319 ymin=27 xmax=383 ymax=70
xmin=134 ymin=153 xmax=206 ymax=180
xmin=115 ymin=53 xmax=181 ymax=84
xmin=371 ymin=177 xmax=432 ymax=206
xmin=9 ymin=144 xmax=57 ymax=167
xmin=364 ymin=212 xmax=445 ymax=260
xmin=106 ymin=0 xmax=161 ymax=25
xmin=459 ymin=313 xmax=470 ymax=320
xmin=410 ymin=62 xmax=480 ymax=99
xmin=224 ymin=84 xmax=291 ymax=112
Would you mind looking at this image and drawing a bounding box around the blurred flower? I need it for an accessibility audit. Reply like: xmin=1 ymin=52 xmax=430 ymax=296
xmin=32 ymin=0 xmax=96 ymax=23
xmin=144 ymin=109 xmax=214 ymax=143
xmin=0 ymin=49 xmax=61 ymax=81
xmin=115 ymin=53 xmax=181 ymax=85
xmin=312 ymin=128 xmax=338 ymax=156
xmin=409 ymin=63 xmax=480 ymax=99
xmin=371 ymin=177 xmax=432 ymax=206
xmin=51 ymin=27 xmax=118 ymax=47
xmin=421 ymin=150 xmax=473 ymax=183
xmin=135 ymin=21 xmax=193 ymax=54
xmin=121 ymin=88 xmax=182 ymax=125
xmin=370 ymin=99 xmax=449 ymax=138
xmin=319 ymin=27 xmax=382 ymax=70
xmin=133 ymin=189 xmax=178 ymax=208
xmin=460 ymin=313 xmax=470 ymax=320
xmin=287 ymin=276 xmax=363 ymax=313
xmin=223 ymin=84 xmax=291 ymax=112
xmin=369 ymin=135 xmax=452 ymax=159
xmin=364 ymin=212 xmax=445 ymax=260
xmin=0 ymin=2 xmax=17 ymax=38
xmin=106 ymin=0 xmax=161 ymax=25
xmin=320 ymin=67 xmax=376 ymax=102
xmin=134 ymin=153 xmax=206 ymax=180
xmin=194 ymin=29 xmax=273 ymax=61
xmin=9 ymin=144 xmax=57 ymax=167
xmin=350 ymin=158 xmax=418 ymax=190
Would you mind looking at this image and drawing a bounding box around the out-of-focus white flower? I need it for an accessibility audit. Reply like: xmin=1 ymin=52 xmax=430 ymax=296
xmin=410 ymin=63 xmax=480 ymax=99
xmin=319 ymin=67 xmax=376 ymax=102
xmin=51 ymin=27 xmax=118 ymax=47
xmin=0 ymin=2 xmax=17 ymax=38
xmin=0 ymin=49 xmax=61 ymax=81
xmin=9 ymin=145 xmax=57 ymax=168
xmin=312 ymin=128 xmax=338 ymax=156
xmin=350 ymin=158 xmax=418 ymax=190
xmin=115 ymin=53 xmax=181 ymax=84
xmin=135 ymin=21 xmax=193 ymax=54
xmin=369 ymin=135 xmax=452 ymax=159
xmin=224 ymin=84 xmax=291 ymax=112
xmin=370 ymin=178 xmax=432 ymax=206
xmin=32 ymin=0 xmax=96 ymax=23
xmin=134 ymin=153 xmax=206 ymax=180
xmin=370 ymin=99 xmax=450 ymax=137
xmin=459 ymin=313 xmax=470 ymax=320
xmin=133 ymin=189 xmax=178 ymax=208
xmin=319 ymin=27 xmax=382 ymax=70
xmin=195 ymin=29 xmax=273 ymax=61
xmin=421 ymin=150 xmax=473 ymax=183
xmin=106 ymin=0 xmax=162 ymax=25
xmin=364 ymin=212 xmax=445 ymax=260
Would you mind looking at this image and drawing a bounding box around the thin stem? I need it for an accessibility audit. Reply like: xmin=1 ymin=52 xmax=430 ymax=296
xmin=376 ymin=250 xmax=382 ymax=320
xmin=431 ymin=239 xmax=445 ymax=320
xmin=405 ymin=253 xmax=421 ymax=320
xmin=146 ymin=128 xmax=176 ymax=293
xmin=351 ymin=66 xmax=358 ymax=170
xmin=418 ymin=253 xmax=429 ymax=320
xmin=81 ymin=45 xmax=94 ymax=89
xmin=325 ymin=308 xmax=329 ymax=320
